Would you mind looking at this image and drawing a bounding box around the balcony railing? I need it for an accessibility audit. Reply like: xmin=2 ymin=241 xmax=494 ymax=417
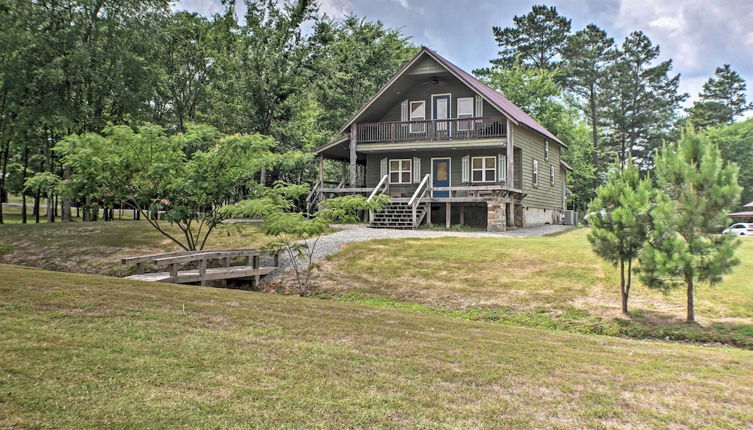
xmin=357 ymin=116 xmax=506 ymax=144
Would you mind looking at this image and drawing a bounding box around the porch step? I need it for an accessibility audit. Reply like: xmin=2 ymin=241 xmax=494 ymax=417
xmin=369 ymin=201 xmax=428 ymax=229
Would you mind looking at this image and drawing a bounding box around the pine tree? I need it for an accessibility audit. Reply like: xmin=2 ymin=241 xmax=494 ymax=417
xmin=687 ymin=64 xmax=753 ymax=129
xmin=602 ymin=31 xmax=687 ymax=169
xmin=476 ymin=5 xmax=571 ymax=74
xmin=561 ymin=24 xmax=617 ymax=189
xmin=587 ymin=163 xmax=653 ymax=314
xmin=639 ymin=129 xmax=742 ymax=322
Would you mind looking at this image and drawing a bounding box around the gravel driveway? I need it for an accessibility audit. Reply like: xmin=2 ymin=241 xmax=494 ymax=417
xmin=268 ymin=224 xmax=572 ymax=279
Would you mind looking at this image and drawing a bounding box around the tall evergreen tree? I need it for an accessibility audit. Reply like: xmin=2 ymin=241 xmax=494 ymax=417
xmin=477 ymin=5 xmax=571 ymax=74
xmin=640 ymin=130 xmax=742 ymax=322
xmin=561 ymin=24 xmax=617 ymax=188
xmin=587 ymin=163 xmax=653 ymax=314
xmin=687 ymin=64 xmax=752 ymax=129
xmin=704 ymin=118 xmax=753 ymax=205
xmin=602 ymin=31 xmax=687 ymax=168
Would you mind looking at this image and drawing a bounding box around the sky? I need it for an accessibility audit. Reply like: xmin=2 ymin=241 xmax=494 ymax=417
xmin=176 ymin=0 xmax=753 ymax=107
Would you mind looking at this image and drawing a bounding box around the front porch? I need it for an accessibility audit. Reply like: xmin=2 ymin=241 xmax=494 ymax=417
xmin=307 ymin=173 xmax=525 ymax=231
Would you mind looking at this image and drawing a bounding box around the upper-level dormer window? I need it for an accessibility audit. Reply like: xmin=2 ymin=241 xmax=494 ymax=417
xmin=457 ymin=97 xmax=474 ymax=131
xmin=409 ymin=101 xmax=425 ymax=133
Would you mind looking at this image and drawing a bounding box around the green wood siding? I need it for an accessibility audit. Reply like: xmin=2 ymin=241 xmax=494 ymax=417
xmin=514 ymin=125 xmax=563 ymax=209
xmin=365 ymin=149 xmax=507 ymax=195
xmin=377 ymin=78 xmax=498 ymax=123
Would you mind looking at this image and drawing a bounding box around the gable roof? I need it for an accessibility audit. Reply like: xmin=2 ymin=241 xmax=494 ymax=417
xmin=338 ymin=46 xmax=566 ymax=147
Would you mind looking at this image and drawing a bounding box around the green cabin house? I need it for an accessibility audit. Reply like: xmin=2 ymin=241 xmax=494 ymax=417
xmin=311 ymin=46 xmax=572 ymax=231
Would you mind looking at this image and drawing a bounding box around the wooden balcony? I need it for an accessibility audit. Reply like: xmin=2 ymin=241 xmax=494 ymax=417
xmin=357 ymin=116 xmax=506 ymax=144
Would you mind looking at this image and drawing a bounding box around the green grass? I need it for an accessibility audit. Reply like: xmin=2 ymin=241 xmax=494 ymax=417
xmin=317 ymin=228 xmax=753 ymax=348
xmin=1 ymin=264 xmax=752 ymax=429
xmin=0 ymin=218 xmax=272 ymax=275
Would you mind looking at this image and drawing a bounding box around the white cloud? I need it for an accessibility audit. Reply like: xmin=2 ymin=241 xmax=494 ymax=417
xmin=319 ymin=0 xmax=353 ymax=18
xmin=648 ymin=16 xmax=682 ymax=33
xmin=173 ymin=0 xmax=224 ymax=16
xmin=611 ymin=0 xmax=753 ymax=100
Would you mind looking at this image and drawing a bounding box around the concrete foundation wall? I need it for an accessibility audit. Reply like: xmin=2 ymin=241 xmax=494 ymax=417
xmin=521 ymin=207 xmax=562 ymax=227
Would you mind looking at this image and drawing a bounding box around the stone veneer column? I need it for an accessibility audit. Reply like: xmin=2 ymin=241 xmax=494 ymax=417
xmin=486 ymin=201 xmax=507 ymax=232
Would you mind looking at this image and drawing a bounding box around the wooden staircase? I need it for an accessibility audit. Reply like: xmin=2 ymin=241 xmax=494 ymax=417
xmin=369 ymin=201 xmax=428 ymax=229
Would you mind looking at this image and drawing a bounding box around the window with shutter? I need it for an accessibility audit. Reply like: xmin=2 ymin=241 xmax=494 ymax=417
xmin=532 ymin=159 xmax=539 ymax=187
xmin=389 ymin=159 xmax=412 ymax=184
xmin=544 ymin=141 xmax=549 ymax=160
xmin=400 ymin=100 xmax=408 ymax=121
xmin=413 ymin=157 xmax=421 ymax=183
xmin=409 ymin=101 xmax=425 ymax=133
xmin=471 ymin=156 xmax=497 ymax=182
xmin=457 ymin=97 xmax=474 ymax=131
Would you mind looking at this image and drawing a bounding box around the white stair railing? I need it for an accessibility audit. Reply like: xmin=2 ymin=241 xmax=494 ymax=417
xmin=367 ymin=175 xmax=389 ymax=223
xmin=408 ymin=174 xmax=431 ymax=228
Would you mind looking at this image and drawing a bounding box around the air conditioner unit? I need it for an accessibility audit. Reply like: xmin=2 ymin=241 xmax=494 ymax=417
xmin=563 ymin=210 xmax=577 ymax=225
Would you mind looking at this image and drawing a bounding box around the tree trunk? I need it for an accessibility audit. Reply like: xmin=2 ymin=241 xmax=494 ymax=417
xmin=21 ymin=142 xmax=28 ymax=224
xmin=46 ymin=194 xmax=54 ymax=223
xmin=0 ymin=138 xmax=10 ymax=224
xmin=620 ymin=259 xmax=628 ymax=314
xmin=589 ymin=88 xmax=599 ymax=190
xmin=34 ymin=191 xmax=40 ymax=223
xmin=21 ymin=193 xmax=27 ymax=224
xmin=686 ymin=275 xmax=695 ymax=322
xmin=62 ymin=166 xmax=72 ymax=221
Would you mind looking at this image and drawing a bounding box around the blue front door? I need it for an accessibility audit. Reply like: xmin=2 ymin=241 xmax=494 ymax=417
xmin=432 ymin=158 xmax=450 ymax=198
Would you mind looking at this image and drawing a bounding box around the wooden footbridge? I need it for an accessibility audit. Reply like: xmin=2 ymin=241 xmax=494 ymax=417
xmin=122 ymin=249 xmax=280 ymax=286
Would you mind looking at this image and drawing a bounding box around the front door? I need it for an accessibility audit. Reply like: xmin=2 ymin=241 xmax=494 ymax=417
xmin=432 ymin=94 xmax=451 ymax=139
xmin=432 ymin=158 xmax=450 ymax=197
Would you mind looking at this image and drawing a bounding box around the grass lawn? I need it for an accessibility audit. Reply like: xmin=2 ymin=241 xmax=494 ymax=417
xmin=0 ymin=215 xmax=272 ymax=275
xmin=1 ymin=264 xmax=752 ymax=429
xmin=316 ymin=228 xmax=753 ymax=348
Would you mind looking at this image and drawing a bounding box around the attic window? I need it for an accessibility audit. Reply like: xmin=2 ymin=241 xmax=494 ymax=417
xmin=544 ymin=141 xmax=549 ymax=160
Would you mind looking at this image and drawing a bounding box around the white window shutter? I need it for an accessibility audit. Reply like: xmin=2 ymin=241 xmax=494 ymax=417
xmin=474 ymin=95 xmax=483 ymax=117
xmin=461 ymin=155 xmax=470 ymax=183
xmin=380 ymin=157 xmax=388 ymax=178
xmin=413 ymin=157 xmax=421 ymax=183
xmin=400 ymin=100 xmax=409 ymax=122
xmin=498 ymin=154 xmax=507 ymax=182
